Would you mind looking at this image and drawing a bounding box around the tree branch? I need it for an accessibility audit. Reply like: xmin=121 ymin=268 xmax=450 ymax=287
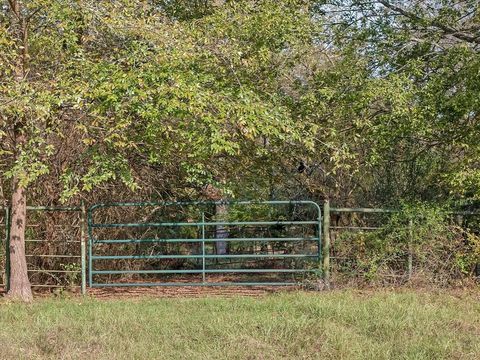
xmin=378 ymin=0 xmax=480 ymax=45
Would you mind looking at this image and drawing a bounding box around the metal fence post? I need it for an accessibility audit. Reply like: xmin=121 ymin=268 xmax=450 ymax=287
xmin=407 ymin=218 xmax=413 ymax=280
xmin=5 ymin=207 xmax=11 ymax=292
xmin=322 ymin=200 xmax=330 ymax=288
xmin=317 ymin=203 xmax=322 ymax=268
xmin=201 ymin=212 xmax=206 ymax=284
xmin=80 ymin=202 xmax=87 ymax=295
xmin=88 ymin=206 xmax=93 ymax=288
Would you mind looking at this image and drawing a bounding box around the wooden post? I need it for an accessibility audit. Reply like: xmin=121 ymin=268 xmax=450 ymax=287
xmin=322 ymin=200 xmax=331 ymax=288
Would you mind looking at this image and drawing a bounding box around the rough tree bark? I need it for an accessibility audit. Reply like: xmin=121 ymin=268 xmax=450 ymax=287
xmin=203 ymin=185 xmax=229 ymax=255
xmin=215 ymin=203 xmax=228 ymax=255
xmin=6 ymin=0 xmax=33 ymax=301
xmin=8 ymin=175 xmax=32 ymax=301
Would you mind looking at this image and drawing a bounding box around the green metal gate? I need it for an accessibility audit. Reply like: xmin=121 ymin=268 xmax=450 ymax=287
xmin=88 ymin=201 xmax=322 ymax=287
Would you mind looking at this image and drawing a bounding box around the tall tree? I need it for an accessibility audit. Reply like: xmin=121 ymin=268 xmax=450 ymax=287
xmin=4 ymin=0 xmax=33 ymax=301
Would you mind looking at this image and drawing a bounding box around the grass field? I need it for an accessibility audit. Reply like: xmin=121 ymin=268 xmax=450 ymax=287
xmin=0 ymin=290 xmax=479 ymax=359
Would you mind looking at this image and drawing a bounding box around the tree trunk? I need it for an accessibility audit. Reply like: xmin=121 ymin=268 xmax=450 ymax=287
xmin=5 ymin=0 xmax=33 ymax=302
xmin=7 ymin=178 xmax=32 ymax=301
xmin=215 ymin=203 xmax=228 ymax=255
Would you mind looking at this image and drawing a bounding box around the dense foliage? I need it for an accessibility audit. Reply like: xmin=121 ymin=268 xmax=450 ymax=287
xmin=1 ymin=0 xmax=479 ymax=206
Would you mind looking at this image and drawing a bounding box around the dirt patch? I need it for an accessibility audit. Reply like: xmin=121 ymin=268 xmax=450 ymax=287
xmin=0 ymin=275 xmax=302 ymax=299
xmin=88 ymin=285 xmax=295 ymax=299
xmin=87 ymin=275 xmax=301 ymax=298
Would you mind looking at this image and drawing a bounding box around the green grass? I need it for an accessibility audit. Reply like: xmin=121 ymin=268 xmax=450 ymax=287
xmin=0 ymin=290 xmax=479 ymax=359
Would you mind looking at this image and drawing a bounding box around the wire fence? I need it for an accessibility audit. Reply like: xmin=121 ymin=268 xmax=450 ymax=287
xmin=0 ymin=200 xmax=479 ymax=293
xmin=325 ymin=205 xmax=480 ymax=286
xmin=1 ymin=205 xmax=86 ymax=294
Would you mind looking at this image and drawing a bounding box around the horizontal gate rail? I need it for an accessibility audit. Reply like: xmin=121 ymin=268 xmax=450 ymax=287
xmin=91 ymin=254 xmax=318 ymax=260
xmin=91 ymin=282 xmax=299 ymax=287
xmin=92 ymin=269 xmax=317 ymax=274
xmin=88 ymin=200 xmax=322 ymax=288
xmin=90 ymin=221 xmax=318 ymax=228
xmin=89 ymin=200 xmax=320 ymax=209
xmin=94 ymin=237 xmax=319 ymax=244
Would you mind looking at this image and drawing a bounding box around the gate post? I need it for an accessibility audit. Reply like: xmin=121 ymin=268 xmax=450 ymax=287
xmin=87 ymin=206 xmax=93 ymax=288
xmin=80 ymin=202 xmax=87 ymax=295
xmin=322 ymin=200 xmax=330 ymax=288
xmin=5 ymin=207 xmax=11 ymax=292
xmin=201 ymin=212 xmax=206 ymax=284
xmin=407 ymin=218 xmax=413 ymax=281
